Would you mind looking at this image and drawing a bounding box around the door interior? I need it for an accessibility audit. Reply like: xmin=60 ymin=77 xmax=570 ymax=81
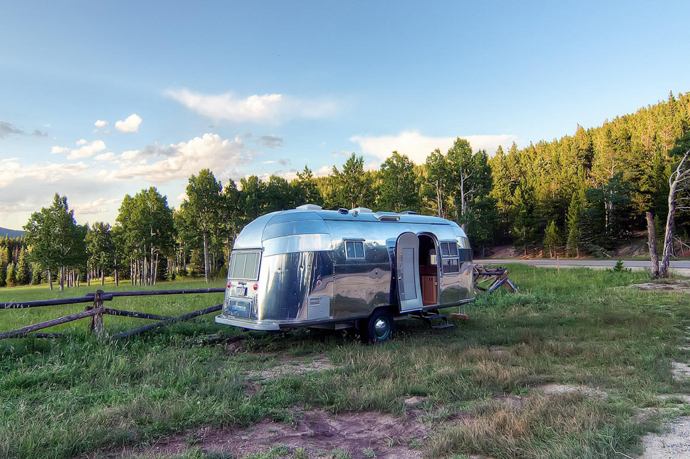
xmin=396 ymin=232 xmax=423 ymax=312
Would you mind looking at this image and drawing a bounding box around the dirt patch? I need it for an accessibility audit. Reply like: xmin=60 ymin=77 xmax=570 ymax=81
xmin=640 ymin=416 xmax=690 ymax=458
xmin=632 ymin=281 xmax=690 ymax=293
xmin=536 ymin=384 xmax=607 ymax=399
xmin=118 ymin=409 xmax=428 ymax=459
xmin=247 ymin=355 xmax=336 ymax=381
xmin=658 ymin=394 xmax=690 ymax=404
xmin=671 ymin=362 xmax=690 ymax=381
xmin=404 ymin=396 xmax=428 ymax=409
xmin=494 ymin=394 xmax=526 ymax=409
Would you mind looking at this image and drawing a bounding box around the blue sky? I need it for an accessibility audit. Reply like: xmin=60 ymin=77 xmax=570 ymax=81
xmin=1 ymin=0 xmax=690 ymax=229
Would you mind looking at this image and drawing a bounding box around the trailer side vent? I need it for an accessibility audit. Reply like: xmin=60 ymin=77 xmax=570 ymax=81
xmin=296 ymin=204 xmax=323 ymax=211
xmin=307 ymin=296 xmax=330 ymax=319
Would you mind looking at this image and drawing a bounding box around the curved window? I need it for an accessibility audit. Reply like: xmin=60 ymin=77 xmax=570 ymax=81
xmin=228 ymin=250 xmax=261 ymax=280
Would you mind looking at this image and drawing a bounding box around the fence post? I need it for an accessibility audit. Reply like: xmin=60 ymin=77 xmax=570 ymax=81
xmin=90 ymin=289 xmax=105 ymax=337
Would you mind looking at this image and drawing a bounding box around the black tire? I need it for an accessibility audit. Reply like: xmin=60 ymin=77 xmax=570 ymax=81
xmin=360 ymin=308 xmax=395 ymax=344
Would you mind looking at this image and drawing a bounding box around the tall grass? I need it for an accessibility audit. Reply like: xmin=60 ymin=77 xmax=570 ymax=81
xmin=0 ymin=266 xmax=689 ymax=458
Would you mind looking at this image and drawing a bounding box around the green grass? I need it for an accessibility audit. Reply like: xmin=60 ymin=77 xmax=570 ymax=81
xmin=1 ymin=266 xmax=689 ymax=458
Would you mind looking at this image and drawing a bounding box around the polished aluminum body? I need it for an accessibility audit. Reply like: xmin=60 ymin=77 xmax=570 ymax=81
xmin=215 ymin=206 xmax=473 ymax=331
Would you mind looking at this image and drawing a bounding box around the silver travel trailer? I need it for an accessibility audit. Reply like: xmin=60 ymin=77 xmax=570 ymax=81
xmin=215 ymin=204 xmax=474 ymax=342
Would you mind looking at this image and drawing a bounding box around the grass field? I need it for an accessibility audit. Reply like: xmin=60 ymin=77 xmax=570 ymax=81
xmin=1 ymin=266 xmax=690 ymax=458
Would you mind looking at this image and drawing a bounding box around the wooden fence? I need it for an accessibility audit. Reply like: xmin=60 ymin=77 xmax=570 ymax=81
xmin=0 ymin=288 xmax=225 ymax=340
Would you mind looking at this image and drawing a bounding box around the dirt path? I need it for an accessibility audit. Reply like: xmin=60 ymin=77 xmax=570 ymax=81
xmin=113 ymin=409 xmax=428 ymax=458
xmin=639 ymin=319 xmax=690 ymax=458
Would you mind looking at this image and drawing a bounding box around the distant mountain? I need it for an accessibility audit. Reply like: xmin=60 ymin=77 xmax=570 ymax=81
xmin=0 ymin=227 xmax=25 ymax=238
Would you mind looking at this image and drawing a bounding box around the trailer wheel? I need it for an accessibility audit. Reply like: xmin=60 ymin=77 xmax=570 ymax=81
xmin=361 ymin=308 xmax=394 ymax=344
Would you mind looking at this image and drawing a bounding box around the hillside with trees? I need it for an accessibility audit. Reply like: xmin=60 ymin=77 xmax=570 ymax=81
xmin=2 ymin=92 xmax=689 ymax=289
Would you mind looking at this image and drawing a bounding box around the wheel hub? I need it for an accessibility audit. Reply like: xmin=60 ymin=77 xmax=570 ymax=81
xmin=374 ymin=317 xmax=390 ymax=338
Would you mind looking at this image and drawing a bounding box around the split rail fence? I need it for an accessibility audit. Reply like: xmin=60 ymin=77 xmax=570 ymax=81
xmin=0 ymin=288 xmax=225 ymax=340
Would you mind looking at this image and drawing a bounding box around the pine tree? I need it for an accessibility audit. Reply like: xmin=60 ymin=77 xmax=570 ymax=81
xmin=566 ymin=188 xmax=586 ymax=257
xmin=543 ymin=220 xmax=560 ymax=258
xmin=331 ymin=154 xmax=374 ymax=209
xmin=30 ymin=262 xmax=42 ymax=285
xmin=377 ymin=151 xmax=420 ymax=212
xmin=0 ymin=262 xmax=6 ymax=288
xmin=5 ymin=262 xmax=16 ymax=287
xmin=511 ymin=185 xmax=538 ymax=255
xmin=291 ymin=166 xmax=322 ymax=206
xmin=16 ymin=248 xmax=30 ymax=285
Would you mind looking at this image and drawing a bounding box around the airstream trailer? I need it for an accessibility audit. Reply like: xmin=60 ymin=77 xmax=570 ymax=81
xmin=215 ymin=204 xmax=474 ymax=342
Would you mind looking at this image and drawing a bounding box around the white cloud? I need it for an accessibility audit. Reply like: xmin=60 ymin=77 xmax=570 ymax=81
xmin=94 ymin=152 xmax=116 ymax=161
xmin=110 ymin=133 xmax=249 ymax=183
xmin=51 ymin=139 xmax=107 ymax=160
xmin=0 ymin=132 xmax=257 ymax=228
xmin=166 ymin=88 xmax=339 ymax=123
xmin=94 ymin=119 xmax=108 ymax=128
xmin=115 ymin=113 xmax=142 ymax=133
xmin=0 ymin=158 xmax=89 ymax=188
xmin=350 ymin=130 xmax=518 ymax=163
xmin=120 ymin=149 xmax=141 ymax=161
xmin=71 ymin=197 xmax=120 ymax=216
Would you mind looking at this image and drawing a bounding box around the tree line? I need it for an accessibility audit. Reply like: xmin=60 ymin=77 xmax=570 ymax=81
xmin=3 ymin=91 xmax=689 ymax=289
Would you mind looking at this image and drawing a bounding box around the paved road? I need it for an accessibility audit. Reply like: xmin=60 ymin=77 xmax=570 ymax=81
xmin=474 ymin=258 xmax=690 ymax=270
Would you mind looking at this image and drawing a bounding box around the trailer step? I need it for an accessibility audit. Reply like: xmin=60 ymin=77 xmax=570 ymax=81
xmin=410 ymin=311 xmax=456 ymax=330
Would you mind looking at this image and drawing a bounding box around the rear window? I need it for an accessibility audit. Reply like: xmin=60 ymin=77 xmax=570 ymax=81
xmin=228 ymin=250 xmax=261 ymax=280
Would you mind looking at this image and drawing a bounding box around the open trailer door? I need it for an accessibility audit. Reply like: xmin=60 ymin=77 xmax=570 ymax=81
xmin=396 ymin=232 xmax=423 ymax=312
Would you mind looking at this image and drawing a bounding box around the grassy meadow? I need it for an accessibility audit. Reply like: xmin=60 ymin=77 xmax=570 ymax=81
xmin=1 ymin=265 xmax=690 ymax=458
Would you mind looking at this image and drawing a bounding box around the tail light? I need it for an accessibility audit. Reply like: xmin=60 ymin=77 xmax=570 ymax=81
xmin=227 ymin=281 xmax=233 ymax=288
xmin=252 ymin=283 xmax=258 ymax=291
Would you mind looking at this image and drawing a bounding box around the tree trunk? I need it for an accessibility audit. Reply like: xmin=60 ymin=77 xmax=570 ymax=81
xmin=203 ymin=232 xmax=210 ymax=283
xmin=48 ymin=270 xmax=53 ymax=290
xmin=115 ymin=268 xmax=119 ymax=287
xmin=660 ymin=183 xmax=677 ymax=278
xmin=59 ymin=266 xmax=64 ymax=291
xmin=101 ymin=268 xmax=105 ymax=286
xmin=435 ymin=180 xmax=443 ymax=218
xmin=153 ymin=252 xmax=159 ymax=285
xmin=646 ymin=211 xmax=659 ymax=278
xmin=660 ymin=150 xmax=689 ymax=278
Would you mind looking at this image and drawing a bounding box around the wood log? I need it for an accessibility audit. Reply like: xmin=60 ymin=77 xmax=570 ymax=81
xmin=111 ymin=304 xmax=222 ymax=340
xmin=103 ymin=308 xmax=172 ymax=321
xmin=89 ymin=290 xmax=105 ymax=337
xmin=0 ymin=308 xmax=101 ymax=340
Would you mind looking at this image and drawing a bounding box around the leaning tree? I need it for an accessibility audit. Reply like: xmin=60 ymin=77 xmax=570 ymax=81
xmin=659 ymin=147 xmax=690 ymax=277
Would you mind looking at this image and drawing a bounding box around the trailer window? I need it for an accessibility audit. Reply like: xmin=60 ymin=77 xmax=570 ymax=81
xmin=440 ymin=241 xmax=460 ymax=273
xmin=440 ymin=242 xmax=459 ymax=257
xmin=228 ymin=250 xmax=261 ymax=280
xmin=442 ymin=258 xmax=459 ymax=273
xmin=345 ymin=240 xmax=365 ymax=259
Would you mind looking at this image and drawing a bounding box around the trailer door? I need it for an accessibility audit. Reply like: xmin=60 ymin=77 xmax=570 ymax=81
xmin=396 ymin=232 xmax=423 ymax=312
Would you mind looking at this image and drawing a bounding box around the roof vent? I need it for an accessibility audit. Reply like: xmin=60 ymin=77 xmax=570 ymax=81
xmin=400 ymin=210 xmax=418 ymax=215
xmin=337 ymin=208 xmax=349 ymax=214
xmin=349 ymin=207 xmax=373 ymax=216
xmin=376 ymin=212 xmax=400 ymax=222
xmin=296 ymin=204 xmax=322 ymax=211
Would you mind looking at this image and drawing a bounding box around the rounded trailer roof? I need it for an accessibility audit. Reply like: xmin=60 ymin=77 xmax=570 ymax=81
xmin=233 ymin=207 xmax=464 ymax=250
